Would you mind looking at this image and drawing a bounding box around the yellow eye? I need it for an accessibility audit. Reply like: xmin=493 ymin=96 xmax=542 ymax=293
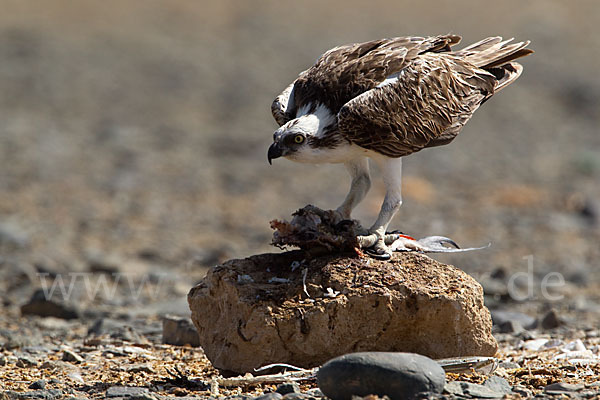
xmin=294 ymin=135 xmax=304 ymax=144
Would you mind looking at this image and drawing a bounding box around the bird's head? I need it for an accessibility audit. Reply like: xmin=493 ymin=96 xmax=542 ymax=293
xmin=267 ymin=116 xmax=317 ymax=164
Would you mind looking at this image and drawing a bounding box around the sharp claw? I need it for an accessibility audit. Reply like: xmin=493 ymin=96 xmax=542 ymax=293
xmin=364 ymin=248 xmax=391 ymax=260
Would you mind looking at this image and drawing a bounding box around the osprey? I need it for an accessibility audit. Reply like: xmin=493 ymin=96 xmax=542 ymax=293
xmin=268 ymin=35 xmax=532 ymax=259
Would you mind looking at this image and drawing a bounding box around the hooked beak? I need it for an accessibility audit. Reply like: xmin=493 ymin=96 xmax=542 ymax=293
xmin=267 ymin=142 xmax=283 ymax=165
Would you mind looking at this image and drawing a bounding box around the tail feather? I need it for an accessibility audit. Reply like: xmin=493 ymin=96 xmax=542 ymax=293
xmin=491 ymin=62 xmax=524 ymax=92
xmin=457 ymin=37 xmax=533 ymax=69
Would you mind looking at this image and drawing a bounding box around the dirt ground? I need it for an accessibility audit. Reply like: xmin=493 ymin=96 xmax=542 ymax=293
xmin=0 ymin=0 xmax=599 ymax=397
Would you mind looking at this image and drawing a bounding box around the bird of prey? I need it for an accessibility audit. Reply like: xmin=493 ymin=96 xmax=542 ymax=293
xmin=268 ymin=35 xmax=532 ymax=259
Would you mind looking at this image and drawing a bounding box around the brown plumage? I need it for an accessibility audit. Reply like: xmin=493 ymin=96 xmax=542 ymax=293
xmin=271 ymin=35 xmax=533 ymax=157
xmin=268 ymin=35 xmax=532 ymax=259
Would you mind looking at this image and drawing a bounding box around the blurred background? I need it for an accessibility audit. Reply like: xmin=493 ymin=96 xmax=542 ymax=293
xmin=0 ymin=0 xmax=598 ymax=320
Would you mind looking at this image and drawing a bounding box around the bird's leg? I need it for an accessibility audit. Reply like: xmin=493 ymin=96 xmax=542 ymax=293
xmin=335 ymin=158 xmax=371 ymax=220
xmin=357 ymin=157 xmax=403 ymax=259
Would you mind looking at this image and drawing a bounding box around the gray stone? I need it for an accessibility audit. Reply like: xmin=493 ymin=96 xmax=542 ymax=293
xmin=16 ymin=355 xmax=38 ymax=368
xmin=490 ymin=310 xmax=537 ymax=330
xmin=88 ymin=319 xmax=146 ymax=343
xmin=497 ymin=361 xmax=520 ymax=369
xmin=275 ymin=383 xmax=301 ymax=395
xmin=20 ymin=289 xmax=80 ymax=320
xmin=541 ymin=310 xmax=563 ymax=330
xmin=304 ymin=389 xmax=323 ymax=398
xmin=62 ymin=350 xmax=84 ymax=363
xmin=7 ymin=389 xmax=63 ymax=399
xmin=443 ymin=381 xmax=464 ymax=396
xmin=544 ymin=382 xmax=584 ymax=394
xmin=281 ymin=395 xmax=309 ymax=400
xmin=29 ymin=380 xmax=46 ymax=390
xmin=105 ymin=387 xmax=150 ymax=398
xmin=317 ymin=352 xmax=445 ymax=400
xmin=445 ymin=381 xmax=504 ymax=398
xmin=162 ymin=315 xmax=200 ymax=347
xmin=482 ymin=376 xmax=512 ymax=395
xmin=512 ymin=385 xmax=533 ymax=398
xmin=497 ymin=320 xmax=524 ymax=334
xmin=253 ymin=394 xmax=282 ymax=400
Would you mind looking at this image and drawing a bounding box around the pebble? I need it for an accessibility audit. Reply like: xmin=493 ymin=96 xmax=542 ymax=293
xmin=490 ymin=310 xmax=537 ymax=330
xmin=482 ymin=376 xmax=512 ymax=395
xmin=5 ymin=389 xmax=64 ymax=399
xmin=445 ymin=381 xmax=504 ymax=398
xmin=541 ymin=309 xmax=563 ymax=330
xmin=544 ymin=382 xmax=584 ymax=394
xmin=317 ymin=352 xmax=445 ymax=400
xmin=87 ymin=318 xmax=146 ymax=343
xmin=106 ymin=386 xmax=151 ymax=398
xmin=497 ymin=361 xmax=520 ymax=369
xmin=62 ymin=350 xmax=84 ymax=363
xmin=275 ymin=383 xmax=301 ymax=395
xmin=304 ymin=389 xmax=323 ymax=398
xmin=20 ymin=289 xmax=80 ymax=320
xmin=253 ymin=394 xmax=282 ymax=400
xmin=16 ymin=355 xmax=39 ymax=368
xmin=29 ymin=380 xmax=47 ymax=390
xmin=281 ymin=394 xmax=310 ymax=400
xmin=162 ymin=315 xmax=200 ymax=347
xmin=497 ymin=320 xmax=524 ymax=334
xmin=512 ymin=385 xmax=533 ymax=398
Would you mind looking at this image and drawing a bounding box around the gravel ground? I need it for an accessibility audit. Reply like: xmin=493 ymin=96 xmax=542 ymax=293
xmin=1 ymin=1 xmax=599 ymax=398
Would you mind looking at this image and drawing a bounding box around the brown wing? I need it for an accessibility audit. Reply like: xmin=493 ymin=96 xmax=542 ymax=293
xmin=271 ymin=35 xmax=461 ymax=124
xmin=271 ymin=81 xmax=296 ymax=126
xmin=338 ymin=53 xmax=497 ymax=157
xmin=337 ymin=37 xmax=532 ymax=157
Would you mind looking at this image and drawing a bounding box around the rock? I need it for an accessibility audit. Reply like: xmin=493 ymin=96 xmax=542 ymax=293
xmin=87 ymin=318 xmax=147 ymax=343
xmin=20 ymin=289 xmax=80 ymax=320
xmin=511 ymin=385 xmax=532 ymax=398
xmin=5 ymin=389 xmax=63 ymax=399
xmin=497 ymin=320 xmax=524 ymax=334
xmin=317 ymin=352 xmax=446 ymax=400
xmin=106 ymin=387 xmax=151 ymax=398
xmin=29 ymin=380 xmax=46 ymax=390
xmin=188 ymin=251 xmax=497 ymax=373
xmin=16 ymin=355 xmax=38 ymax=368
xmin=304 ymin=389 xmax=323 ymax=398
xmin=445 ymin=381 xmax=504 ymax=398
xmin=254 ymin=394 xmax=282 ymax=400
xmin=125 ymin=364 xmax=154 ymax=373
xmin=62 ymin=350 xmax=84 ymax=363
xmin=490 ymin=310 xmax=537 ymax=330
xmin=541 ymin=309 xmax=563 ymax=330
xmin=162 ymin=315 xmax=200 ymax=347
xmin=544 ymin=382 xmax=584 ymax=394
xmin=275 ymin=383 xmax=301 ymax=395
xmin=482 ymin=376 xmax=512 ymax=395
xmin=281 ymin=395 xmax=309 ymax=400
xmin=497 ymin=361 xmax=520 ymax=369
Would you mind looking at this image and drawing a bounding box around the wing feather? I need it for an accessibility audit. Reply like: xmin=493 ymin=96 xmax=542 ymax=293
xmin=338 ymin=54 xmax=496 ymax=157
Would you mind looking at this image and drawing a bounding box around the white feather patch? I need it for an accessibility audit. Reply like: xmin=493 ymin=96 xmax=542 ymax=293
xmin=295 ymin=103 xmax=336 ymax=138
xmin=376 ymin=70 xmax=405 ymax=88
